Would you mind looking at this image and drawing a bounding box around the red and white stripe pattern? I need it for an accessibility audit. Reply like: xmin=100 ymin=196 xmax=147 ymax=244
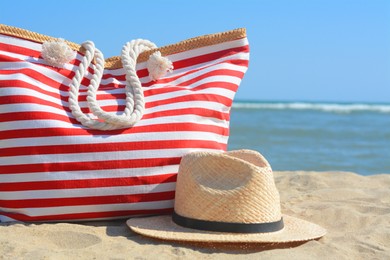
xmin=0 ymin=30 xmax=249 ymax=222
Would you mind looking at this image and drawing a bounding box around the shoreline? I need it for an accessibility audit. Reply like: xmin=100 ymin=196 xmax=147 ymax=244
xmin=1 ymin=171 xmax=389 ymax=259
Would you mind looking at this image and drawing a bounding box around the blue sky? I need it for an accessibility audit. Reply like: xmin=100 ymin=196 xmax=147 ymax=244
xmin=2 ymin=0 xmax=389 ymax=103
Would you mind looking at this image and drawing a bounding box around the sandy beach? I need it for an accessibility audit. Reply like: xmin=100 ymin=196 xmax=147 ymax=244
xmin=1 ymin=171 xmax=389 ymax=259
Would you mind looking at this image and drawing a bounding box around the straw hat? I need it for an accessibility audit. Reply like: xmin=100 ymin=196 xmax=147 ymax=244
xmin=126 ymin=149 xmax=326 ymax=243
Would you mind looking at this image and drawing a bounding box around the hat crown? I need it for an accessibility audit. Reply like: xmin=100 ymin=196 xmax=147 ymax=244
xmin=174 ymin=150 xmax=282 ymax=224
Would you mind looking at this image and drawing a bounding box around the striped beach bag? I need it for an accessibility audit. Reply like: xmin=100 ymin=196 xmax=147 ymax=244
xmin=0 ymin=24 xmax=249 ymax=222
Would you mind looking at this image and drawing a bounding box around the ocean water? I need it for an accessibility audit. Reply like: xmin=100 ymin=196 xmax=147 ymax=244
xmin=228 ymin=101 xmax=390 ymax=175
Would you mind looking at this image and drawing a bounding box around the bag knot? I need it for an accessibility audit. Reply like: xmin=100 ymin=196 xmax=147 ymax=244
xmin=41 ymin=38 xmax=75 ymax=68
xmin=147 ymin=51 xmax=173 ymax=81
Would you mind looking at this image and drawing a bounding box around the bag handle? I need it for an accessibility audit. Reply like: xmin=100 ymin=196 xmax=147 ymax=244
xmin=67 ymin=39 xmax=171 ymax=130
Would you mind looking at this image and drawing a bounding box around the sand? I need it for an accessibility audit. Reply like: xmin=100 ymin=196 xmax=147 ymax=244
xmin=1 ymin=171 xmax=389 ymax=259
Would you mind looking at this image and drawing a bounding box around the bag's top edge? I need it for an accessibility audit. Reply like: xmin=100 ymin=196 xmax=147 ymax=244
xmin=0 ymin=24 xmax=246 ymax=69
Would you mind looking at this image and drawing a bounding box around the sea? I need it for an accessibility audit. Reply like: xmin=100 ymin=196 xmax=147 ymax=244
xmin=228 ymin=101 xmax=390 ymax=176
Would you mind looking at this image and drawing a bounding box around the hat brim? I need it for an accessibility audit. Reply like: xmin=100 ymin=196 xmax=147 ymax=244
xmin=126 ymin=214 xmax=326 ymax=243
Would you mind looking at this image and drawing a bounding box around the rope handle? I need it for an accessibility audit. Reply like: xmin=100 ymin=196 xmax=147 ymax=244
xmin=42 ymin=38 xmax=173 ymax=130
xmin=69 ymin=40 xmax=159 ymax=130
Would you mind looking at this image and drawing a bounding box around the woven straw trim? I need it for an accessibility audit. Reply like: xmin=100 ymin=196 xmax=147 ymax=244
xmin=0 ymin=24 xmax=246 ymax=69
xmin=0 ymin=24 xmax=82 ymax=53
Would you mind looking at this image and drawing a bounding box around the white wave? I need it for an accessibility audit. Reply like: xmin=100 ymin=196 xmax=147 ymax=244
xmin=232 ymin=102 xmax=390 ymax=114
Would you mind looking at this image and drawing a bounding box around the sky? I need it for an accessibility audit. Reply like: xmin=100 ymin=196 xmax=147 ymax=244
xmin=1 ymin=0 xmax=389 ymax=103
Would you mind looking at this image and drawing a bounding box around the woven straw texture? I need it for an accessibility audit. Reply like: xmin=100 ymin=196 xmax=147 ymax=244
xmin=127 ymin=149 xmax=326 ymax=243
xmin=127 ymin=215 xmax=326 ymax=243
xmin=174 ymin=150 xmax=281 ymax=223
xmin=0 ymin=24 xmax=246 ymax=69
